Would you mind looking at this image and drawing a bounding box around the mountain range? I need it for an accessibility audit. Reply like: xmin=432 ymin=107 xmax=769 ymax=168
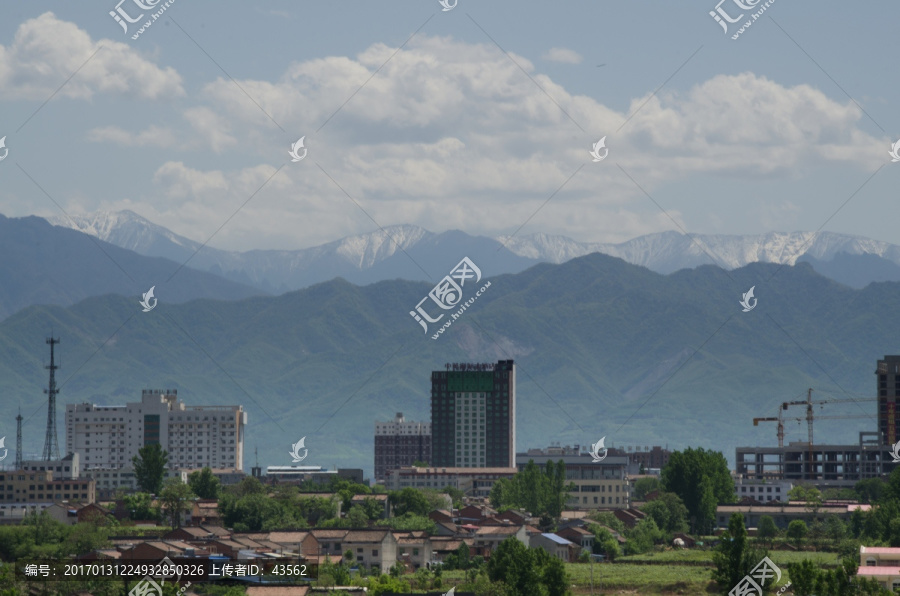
xmin=47 ymin=210 xmax=900 ymax=292
xmin=0 ymin=214 xmax=262 ymax=321
xmin=1 ymin=250 xmax=896 ymax=477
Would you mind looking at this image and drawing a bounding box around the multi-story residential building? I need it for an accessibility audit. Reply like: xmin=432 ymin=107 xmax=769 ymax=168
xmin=858 ymin=546 xmax=900 ymax=591
xmin=517 ymin=446 xmax=630 ymax=509
xmin=625 ymin=446 xmax=671 ymax=470
xmin=0 ymin=469 xmax=95 ymax=504
xmin=20 ymin=453 xmax=79 ymax=480
xmin=83 ymin=468 xmax=187 ymax=498
xmin=877 ymin=356 xmax=900 ymax=446
xmin=374 ymin=412 xmax=431 ymax=483
xmin=431 ymin=360 xmax=515 ymax=468
xmin=733 ymin=475 xmax=793 ymax=503
xmin=65 ymin=389 xmax=246 ymax=471
xmin=386 ymin=466 xmax=517 ymax=498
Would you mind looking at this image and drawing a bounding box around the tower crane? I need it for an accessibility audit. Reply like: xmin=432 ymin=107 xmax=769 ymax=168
xmin=753 ymin=388 xmax=877 ymax=480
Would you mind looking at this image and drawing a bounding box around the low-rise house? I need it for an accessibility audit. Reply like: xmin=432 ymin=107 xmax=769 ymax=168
xmin=395 ymin=531 xmax=432 ymax=570
xmin=429 ymin=537 xmax=474 ymax=566
xmin=433 ymin=520 xmax=458 ymax=536
xmin=861 ymin=546 xmax=900 ymax=567
xmin=351 ymin=494 xmax=390 ymax=519
xmin=120 ymin=540 xmax=210 ymax=560
xmin=532 ymin=533 xmax=578 ymax=562
xmin=206 ymin=538 xmax=248 ymax=559
xmin=342 ymin=530 xmax=398 ymax=573
xmin=309 ymin=529 xmax=350 ymax=559
xmin=556 ymin=525 xmax=594 ymax=551
xmin=716 ymin=503 xmax=853 ymax=530
xmin=472 ymin=525 xmax=528 ymax=558
xmin=45 ymin=503 xmax=78 ymax=525
xmin=429 ymin=509 xmax=455 ymax=524
xmin=190 ymin=499 xmax=220 ymax=525
xmin=612 ymin=508 xmax=646 ymax=529
xmin=77 ymin=503 xmax=114 ymax=525
xmin=266 ymin=531 xmax=319 ymax=558
xmin=165 ymin=526 xmax=218 ymax=542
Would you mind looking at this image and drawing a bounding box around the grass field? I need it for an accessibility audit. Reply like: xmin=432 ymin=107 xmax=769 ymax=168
xmin=619 ymin=548 xmax=839 ymax=567
xmin=441 ymin=549 xmax=839 ymax=595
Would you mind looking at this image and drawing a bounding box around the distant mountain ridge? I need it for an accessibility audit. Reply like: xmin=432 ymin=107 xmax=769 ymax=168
xmin=0 ymin=214 xmax=262 ymax=321
xmin=2 ymin=253 xmax=897 ymax=476
xmin=46 ymin=210 xmax=900 ymax=291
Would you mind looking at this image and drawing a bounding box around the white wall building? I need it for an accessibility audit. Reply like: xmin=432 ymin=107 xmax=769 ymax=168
xmin=733 ymin=475 xmax=793 ymax=503
xmin=65 ymin=389 xmax=246 ymax=472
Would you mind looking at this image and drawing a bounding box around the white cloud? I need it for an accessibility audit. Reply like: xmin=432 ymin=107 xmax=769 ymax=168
xmin=0 ymin=12 xmax=183 ymax=101
xmin=542 ymin=47 xmax=583 ymax=64
xmin=87 ymin=125 xmax=177 ymax=148
xmin=182 ymin=107 xmax=238 ymax=153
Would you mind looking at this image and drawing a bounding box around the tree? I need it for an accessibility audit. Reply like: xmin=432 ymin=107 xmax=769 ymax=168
xmin=633 ymin=477 xmax=660 ymax=500
xmin=388 ymin=488 xmax=431 ymax=517
xmin=625 ymin=518 xmax=664 ymax=555
xmin=854 ymin=478 xmax=884 ymax=504
xmin=660 ymin=447 xmax=734 ymax=534
xmin=486 ymin=537 xmax=544 ymax=596
xmin=788 ymin=484 xmax=823 ymax=520
xmin=347 ymin=505 xmax=369 ymax=527
xmin=786 ymin=559 xmax=820 ymax=596
xmin=541 ymin=556 xmax=569 ymax=596
xmin=132 ymin=443 xmax=168 ymax=494
xmin=159 ymin=479 xmax=195 ymax=528
xmin=787 ymin=520 xmax=808 ymax=550
xmin=123 ymin=492 xmax=157 ymax=521
xmin=712 ymin=513 xmax=767 ymax=595
xmin=824 ymin=515 xmax=846 ymax=543
xmin=188 ymin=467 xmax=220 ymax=500
xmin=757 ymin=515 xmax=778 ymax=545
xmin=640 ymin=492 xmax=688 ymax=534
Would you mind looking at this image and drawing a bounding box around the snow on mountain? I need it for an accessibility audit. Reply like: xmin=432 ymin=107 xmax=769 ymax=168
xmin=501 ymin=230 xmax=900 ymax=273
xmin=46 ymin=210 xmax=900 ymax=291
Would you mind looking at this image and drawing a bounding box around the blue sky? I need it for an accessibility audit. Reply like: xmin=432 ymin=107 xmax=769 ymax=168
xmin=0 ymin=1 xmax=897 ymax=251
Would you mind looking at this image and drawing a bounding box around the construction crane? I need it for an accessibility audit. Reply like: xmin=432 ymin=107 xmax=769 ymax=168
xmin=753 ymin=388 xmax=877 ymax=480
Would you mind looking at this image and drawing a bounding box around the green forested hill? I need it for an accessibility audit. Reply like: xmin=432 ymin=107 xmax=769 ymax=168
xmin=1 ymin=253 xmax=896 ymax=478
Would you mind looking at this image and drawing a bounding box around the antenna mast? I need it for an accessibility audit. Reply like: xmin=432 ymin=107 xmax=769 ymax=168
xmin=15 ymin=409 xmax=23 ymax=470
xmin=42 ymin=336 xmax=60 ymax=461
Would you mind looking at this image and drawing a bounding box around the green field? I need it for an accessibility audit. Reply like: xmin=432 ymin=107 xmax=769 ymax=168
xmin=442 ymin=550 xmax=839 ymax=595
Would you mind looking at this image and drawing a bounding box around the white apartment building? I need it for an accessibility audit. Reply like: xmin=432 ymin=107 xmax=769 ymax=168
xmin=65 ymin=389 xmax=247 ymax=471
xmin=733 ymin=475 xmax=793 ymax=503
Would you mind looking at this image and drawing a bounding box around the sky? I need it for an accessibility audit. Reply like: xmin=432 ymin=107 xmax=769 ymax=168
xmin=0 ymin=1 xmax=898 ymax=252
